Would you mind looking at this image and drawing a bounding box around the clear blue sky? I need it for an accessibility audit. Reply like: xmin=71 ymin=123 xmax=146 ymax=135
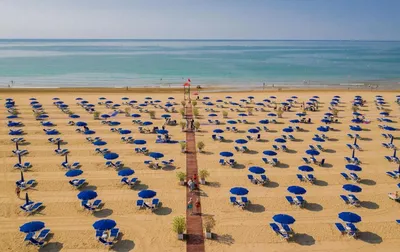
xmin=1 ymin=0 xmax=399 ymax=40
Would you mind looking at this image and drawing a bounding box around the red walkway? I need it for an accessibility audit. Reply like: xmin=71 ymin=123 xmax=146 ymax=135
xmin=185 ymin=105 xmax=205 ymax=252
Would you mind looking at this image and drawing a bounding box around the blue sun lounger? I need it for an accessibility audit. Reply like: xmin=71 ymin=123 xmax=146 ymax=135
xmin=110 ymin=228 xmax=120 ymax=240
xmin=296 ymin=196 xmax=305 ymax=207
xmin=302 ymin=157 xmax=309 ymax=163
xmin=272 ymin=145 xmax=279 ymax=151
xmin=349 ymin=173 xmax=360 ymax=182
xmin=297 ymin=174 xmax=305 ymax=182
xmin=396 ymin=220 xmax=400 ymax=224
xmin=260 ymin=175 xmax=269 ymax=184
xmin=137 ymin=199 xmax=144 ymax=209
xmin=37 ymin=229 xmax=50 ymax=240
xmin=346 ymin=144 xmax=353 ymax=150
xmin=16 ymin=179 xmax=36 ymax=190
xmin=14 ymin=162 xmax=32 ymax=170
xmin=386 ymin=171 xmax=398 ymax=178
xmin=307 ymin=174 xmax=315 ymax=183
xmin=282 ymin=224 xmax=292 ymax=234
xmin=341 ymin=172 xmax=350 ymax=180
xmin=285 ymin=196 xmax=295 ymax=205
xmin=219 ymin=159 xmax=226 ymax=165
xmin=98 ymin=238 xmax=113 ymax=246
xmin=262 ymin=157 xmax=268 ymax=164
xmin=281 ymin=145 xmax=288 ymax=152
xmin=340 ymin=195 xmax=350 ymax=204
xmin=234 ymin=146 xmax=240 ymax=152
xmin=69 ymin=179 xmax=86 ymax=188
xmin=335 ymin=223 xmax=346 ymax=234
xmin=269 ymin=223 xmax=290 ymax=240
xmin=248 ymin=175 xmax=256 ymax=184
xmin=28 ymin=237 xmax=45 ymax=247
xmin=20 ymin=202 xmax=43 ymax=215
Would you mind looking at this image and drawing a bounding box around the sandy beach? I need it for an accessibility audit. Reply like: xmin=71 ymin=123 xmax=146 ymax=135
xmin=1 ymin=88 xmax=400 ymax=252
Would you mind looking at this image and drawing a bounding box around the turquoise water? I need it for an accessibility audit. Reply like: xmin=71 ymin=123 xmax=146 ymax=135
xmin=0 ymin=39 xmax=399 ymax=87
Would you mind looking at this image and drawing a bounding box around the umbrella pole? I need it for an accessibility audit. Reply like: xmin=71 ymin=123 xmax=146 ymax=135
xmin=18 ymin=154 xmax=22 ymax=164
xmin=390 ymin=136 xmax=394 ymax=144
xmin=352 ymin=149 xmax=355 ymax=159
xmin=65 ymin=154 xmax=68 ymax=163
xmin=16 ymin=142 xmax=19 ymax=150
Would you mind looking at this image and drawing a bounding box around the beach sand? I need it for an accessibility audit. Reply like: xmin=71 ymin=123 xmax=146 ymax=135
xmin=1 ymin=88 xmax=400 ymax=251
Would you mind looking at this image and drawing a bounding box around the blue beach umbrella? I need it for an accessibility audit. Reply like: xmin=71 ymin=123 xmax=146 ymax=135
xmin=84 ymin=130 xmax=95 ymax=135
xmin=238 ymin=113 xmax=248 ymax=117
xmin=273 ymin=214 xmax=296 ymax=225
xmin=259 ymin=119 xmax=269 ymax=124
xmin=129 ymin=100 xmax=137 ymax=104
xmin=119 ymin=130 xmax=131 ymax=134
xmin=283 ymin=127 xmax=293 ymax=133
xmin=77 ymin=190 xmax=98 ymax=200
xmin=20 ymin=221 xmax=45 ymax=233
xmin=93 ymin=140 xmax=107 ymax=146
xmin=208 ymin=113 xmax=218 ymax=117
xmin=101 ymin=114 xmax=110 ymax=119
xmin=343 ymin=184 xmax=362 ymax=193
xmin=149 ymin=152 xmax=164 ymax=159
xmin=213 ymin=129 xmax=224 ymax=134
xmin=142 ymin=121 xmax=153 ymax=126
xmin=76 ymin=121 xmax=87 ymax=127
xmin=164 ymin=103 xmax=173 ymax=107
xmin=104 ymin=152 xmax=119 ymax=160
xmin=345 ymin=164 xmax=362 ymax=172
xmin=298 ymin=165 xmax=314 ymax=172
xmin=287 ymin=186 xmax=307 ymax=195
xmin=133 ymin=140 xmax=146 ymax=145
xmin=321 ymin=119 xmax=331 ymax=124
xmin=249 ymin=166 xmax=265 ymax=174
xmin=350 ymin=125 xmax=362 ymax=132
xmin=268 ymin=113 xmax=277 ymax=117
xmin=306 ymin=149 xmax=320 ymax=156
xmin=70 ymin=114 xmax=80 ymax=118
xmin=270 ymin=96 xmax=276 ymax=99
xmin=281 ymin=102 xmax=289 ymax=106
xmin=131 ymin=114 xmax=141 ymax=118
xmin=380 ymin=112 xmax=389 ymax=116
xmin=65 ymin=169 xmax=83 ymax=177
xmin=93 ymin=219 xmax=117 ymax=231
xmin=275 ymin=138 xmax=286 ymax=143
xmin=220 ymin=151 xmax=233 ymax=157
xmin=99 ymin=97 xmax=107 ymax=100
xmin=248 ymin=128 xmax=259 ymax=134
xmin=122 ymin=97 xmax=129 ymax=100
xmin=263 ymin=150 xmax=277 ymax=156
xmin=168 ymin=97 xmax=175 ymax=100
xmin=109 ymin=121 xmax=120 ymax=126
xmin=296 ymin=113 xmax=306 ymax=117
xmin=230 ymin=187 xmax=249 ymax=195
xmin=226 ymin=96 xmax=232 ymax=99
xmin=263 ymin=99 xmax=271 ymax=103
xmin=325 ymin=113 xmax=334 ymax=117
xmin=138 ymin=190 xmax=157 ymax=198
xmin=227 ymin=120 xmax=237 ymax=124
xmin=338 ymin=212 xmax=362 ymax=223
xmin=118 ymin=168 xmax=135 ymax=177
xmin=255 ymin=102 xmax=264 ymax=106
xmin=290 ymin=119 xmax=300 ymax=124
xmin=235 ymin=139 xmax=248 ymax=144
xmin=384 ymin=126 xmax=397 ymax=131
xmin=161 ymin=114 xmax=171 ymax=119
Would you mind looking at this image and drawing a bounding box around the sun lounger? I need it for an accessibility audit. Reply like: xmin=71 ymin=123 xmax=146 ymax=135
xmin=335 ymin=223 xmax=346 ymax=234
xmin=228 ymin=159 xmax=236 ymax=167
xmin=271 ymin=158 xmax=278 ymax=166
xmin=319 ymin=158 xmax=325 ymax=167
xmin=385 ymin=156 xmax=393 ymax=162
xmin=12 ymin=149 xmax=28 ymax=156
xmin=382 ymin=133 xmax=389 ymax=138
xmin=353 ymin=144 xmax=361 ymax=150
xmin=285 ymin=196 xmax=295 ymax=205
xmin=272 ymin=145 xmax=279 ymax=151
xmin=281 ymin=145 xmax=288 ymax=152
xmin=282 ymin=224 xmax=292 ymax=234
xmin=37 ymin=229 xmax=50 ymax=240
xmin=302 ymin=157 xmax=309 ymax=163
xmin=307 ymin=174 xmax=315 ymax=184
xmin=260 ymin=175 xmax=269 ymax=184
xmin=28 ymin=238 xmax=45 ymax=247
xmin=349 ymin=173 xmax=360 ymax=182
xmin=241 ymin=197 xmax=249 ymax=206
xmin=137 ymin=199 xmax=144 ymax=209
xmin=212 ymin=135 xmax=217 ymax=141
xmin=341 ymin=172 xmax=350 ymax=180
xmin=242 ymin=146 xmax=249 ymax=152
xmin=110 ymin=228 xmax=120 ymax=240
xmin=234 ymin=146 xmax=240 ymax=152
xmin=263 ymin=126 xmax=269 ymax=132
xmin=309 ymin=145 xmax=315 ymax=150
xmin=340 ymin=195 xmax=350 ymax=204
xmin=247 ymin=174 xmax=256 ymax=184
xmin=295 ymin=196 xmax=305 ymax=207
xmin=288 ymin=135 xmax=295 ymax=141
xmin=270 ymin=223 xmax=280 ymax=234
xmin=346 ymin=144 xmax=353 ymax=150
xmin=230 ymin=196 xmax=240 ymax=206
xmin=151 ymin=198 xmax=160 ymax=210
xmin=345 ymin=157 xmax=352 ymax=163
xmin=297 ymin=174 xmax=305 ymax=182
xmin=55 ymin=149 xmax=69 ymax=155
xmin=316 ymin=145 xmax=324 ymax=151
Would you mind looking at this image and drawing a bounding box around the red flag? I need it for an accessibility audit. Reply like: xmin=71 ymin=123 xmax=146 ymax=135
xmin=188 ymin=78 xmax=191 ymax=82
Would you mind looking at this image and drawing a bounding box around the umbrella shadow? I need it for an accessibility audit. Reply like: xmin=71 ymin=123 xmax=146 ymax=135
xmin=237 ymin=130 xmax=246 ymax=134
xmin=133 ymin=183 xmax=149 ymax=191
xmin=361 ymin=137 xmax=373 ymax=141
xmin=305 ymin=202 xmax=323 ymax=212
xmin=360 ymin=179 xmax=376 ymax=186
xmin=291 ymin=139 xmax=304 ymax=142
xmin=94 ymin=208 xmax=113 ymax=218
xmin=257 ymin=139 xmax=269 ymax=143
xmin=320 ymin=163 xmax=333 ymax=168
xmin=275 ymin=163 xmax=289 ymax=168
xmin=231 ymin=164 xmax=245 ymax=169
xmin=40 ymin=241 xmax=63 ymax=251
xmin=162 ymin=165 xmax=176 ymax=171
xmin=19 ymin=141 xmax=31 ymax=146
xmin=207 ymin=181 xmax=221 ymax=188
xmin=265 ymin=181 xmax=279 ymax=188
xmin=246 ymin=203 xmax=265 ymax=213
xmin=244 ymin=150 xmax=259 ymax=155
xmin=327 ymin=138 xmax=339 ymax=142
xmin=221 ymin=139 xmax=234 ymax=143
xmin=314 ymin=180 xmax=328 ymax=186
xmin=200 ymin=151 xmax=214 ymax=155
xmin=81 ymin=185 xmax=97 ymax=191
xmin=324 ymin=149 xmax=336 ymax=153
xmin=267 ymin=130 xmax=278 ymax=133
xmin=286 ymin=149 xmax=297 ymax=154
xmin=112 ymin=233 xmax=136 ymax=251
xmin=358 ymin=231 xmax=383 ymax=244
xmin=362 ymin=128 xmax=371 ymax=132
xmin=360 ymin=201 xmax=379 ymax=209
xmin=299 ymin=129 xmax=310 ymax=133
xmin=154 ymin=206 xmax=172 ymax=216
xmin=214 ymin=233 xmax=235 ymax=245
xmin=292 ymin=233 xmax=316 ymax=245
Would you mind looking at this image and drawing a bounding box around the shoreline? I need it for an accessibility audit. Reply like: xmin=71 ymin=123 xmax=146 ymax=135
xmin=0 ymin=84 xmax=399 ymax=94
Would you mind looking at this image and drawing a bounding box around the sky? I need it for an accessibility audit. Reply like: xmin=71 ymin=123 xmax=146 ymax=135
xmin=0 ymin=0 xmax=399 ymax=40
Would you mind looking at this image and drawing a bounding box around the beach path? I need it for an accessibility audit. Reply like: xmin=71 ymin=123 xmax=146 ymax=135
xmin=185 ymin=104 xmax=205 ymax=252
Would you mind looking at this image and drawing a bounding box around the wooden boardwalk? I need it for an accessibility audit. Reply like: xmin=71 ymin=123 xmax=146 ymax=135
xmin=185 ymin=105 xmax=205 ymax=252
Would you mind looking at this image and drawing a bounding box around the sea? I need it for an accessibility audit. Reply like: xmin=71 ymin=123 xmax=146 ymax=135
xmin=0 ymin=39 xmax=399 ymax=88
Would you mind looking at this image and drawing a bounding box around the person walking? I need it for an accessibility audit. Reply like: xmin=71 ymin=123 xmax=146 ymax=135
xmin=187 ymin=198 xmax=193 ymax=215
xmin=15 ymin=186 xmax=21 ymax=198
xmin=195 ymin=198 xmax=201 ymax=215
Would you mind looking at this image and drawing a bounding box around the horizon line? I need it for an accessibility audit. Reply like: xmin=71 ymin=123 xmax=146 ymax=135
xmin=0 ymin=38 xmax=399 ymax=42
